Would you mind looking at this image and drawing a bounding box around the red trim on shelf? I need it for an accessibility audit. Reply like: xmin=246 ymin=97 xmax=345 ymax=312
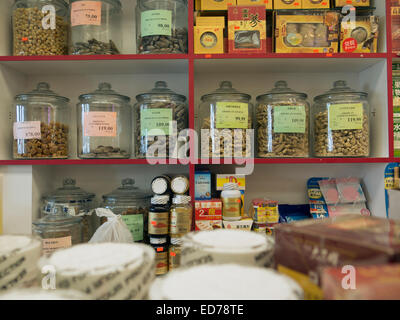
xmin=0 ymin=159 xmax=185 ymax=165
xmin=192 ymin=53 xmax=389 ymax=60
xmin=195 ymin=158 xmax=392 ymax=165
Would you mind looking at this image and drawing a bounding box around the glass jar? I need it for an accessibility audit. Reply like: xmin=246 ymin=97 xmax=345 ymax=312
xmin=13 ymin=82 xmax=70 ymax=159
xmin=199 ymin=81 xmax=253 ymax=158
xmin=77 ymin=83 xmax=131 ymax=159
xmin=42 ymin=178 xmax=97 ymax=243
xmin=312 ymin=81 xmax=370 ymax=157
xmin=151 ymin=242 xmax=169 ymax=276
xmin=170 ymin=195 xmax=192 ymax=243
xmin=135 ymin=81 xmax=187 ymax=158
xmin=256 ymin=81 xmax=310 ymax=158
xmin=12 ymin=0 xmax=69 ymax=56
xmin=168 ymin=244 xmax=181 ymax=271
xmin=69 ymin=0 xmax=122 ymax=55
xmin=136 ymin=0 xmax=188 ymax=54
xmin=149 ymin=195 xmax=170 ymax=241
xmin=32 ymin=207 xmax=83 ymax=255
xmin=102 ymin=178 xmax=151 ymax=243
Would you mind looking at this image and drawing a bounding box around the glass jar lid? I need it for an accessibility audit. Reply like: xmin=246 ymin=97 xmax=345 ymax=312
xmin=15 ymin=82 xmax=70 ymax=103
xmin=79 ymin=83 xmax=130 ymax=103
xmin=70 ymin=0 xmax=121 ymax=8
xmin=43 ymin=178 xmax=95 ymax=203
xmin=136 ymin=81 xmax=186 ymax=103
xmin=102 ymin=178 xmax=151 ymax=204
xmin=201 ymin=81 xmax=251 ymax=102
xmin=314 ymin=80 xmax=368 ymax=102
xmin=256 ymin=81 xmax=307 ymax=102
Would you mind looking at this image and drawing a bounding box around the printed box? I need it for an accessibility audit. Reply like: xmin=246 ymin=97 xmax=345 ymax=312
xmin=201 ymin=0 xmax=237 ymax=10
xmin=302 ymin=0 xmax=329 ymax=8
xmin=340 ymin=16 xmax=378 ymax=53
xmin=334 ymin=0 xmax=370 ymax=7
xmin=237 ymin=0 xmax=273 ymax=9
xmin=195 ymin=171 xmax=212 ymax=199
xmin=274 ymin=0 xmax=301 ymax=9
xmin=195 ymin=199 xmax=223 ymax=231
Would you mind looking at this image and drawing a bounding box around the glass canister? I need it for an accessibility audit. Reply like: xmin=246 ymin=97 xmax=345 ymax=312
xmin=256 ymin=81 xmax=310 ymax=158
xmin=32 ymin=207 xmax=83 ymax=256
xmin=12 ymin=0 xmax=69 ymax=56
xmin=135 ymin=81 xmax=187 ymax=158
xmin=136 ymin=0 xmax=188 ymax=54
xmin=102 ymin=178 xmax=151 ymax=243
xmin=42 ymin=178 xmax=97 ymax=243
xmin=77 ymin=83 xmax=131 ymax=159
xmin=312 ymin=81 xmax=370 ymax=157
xmin=199 ymin=81 xmax=253 ymax=158
xmin=69 ymin=0 xmax=122 ymax=55
xmin=13 ymin=82 xmax=70 ymax=159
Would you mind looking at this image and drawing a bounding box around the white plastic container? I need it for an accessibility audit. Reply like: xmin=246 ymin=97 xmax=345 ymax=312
xmin=221 ymin=182 xmax=242 ymax=221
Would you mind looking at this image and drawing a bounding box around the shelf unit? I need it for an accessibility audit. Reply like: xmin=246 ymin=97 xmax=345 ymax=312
xmin=0 ymin=0 xmax=396 ymax=234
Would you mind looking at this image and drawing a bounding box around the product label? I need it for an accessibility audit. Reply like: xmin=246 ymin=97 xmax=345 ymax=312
xmin=141 ymin=10 xmax=172 ymax=37
xmin=394 ymin=107 xmax=400 ymax=155
xmin=328 ymin=103 xmax=363 ymax=130
xmin=170 ymin=209 xmax=192 ymax=236
xmin=121 ymin=214 xmax=143 ymax=242
xmin=13 ymin=121 xmax=41 ymax=140
xmin=71 ymin=1 xmax=102 ymax=27
xmin=155 ymin=251 xmax=168 ymax=275
xmin=273 ymin=105 xmax=306 ymax=133
xmin=216 ymin=102 xmax=249 ymax=129
xmin=266 ymin=206 xmax=279 ymax=223
xmin=84 ymin=112 xmax=117 ymax=137
xmin=42 ymin=236 xmax=72 ymax=255
xmin=222 ymin=197 xmax=242 ymax=218
xmin=222 ymin=219 xmax=253 ymax=231
xmin=169 ymin=247 xmax=181 ymax=270
xmin=140 ymin=108 xmax=173 ymax=136
xmin=148 ymin=211 xmax=169 ymax=235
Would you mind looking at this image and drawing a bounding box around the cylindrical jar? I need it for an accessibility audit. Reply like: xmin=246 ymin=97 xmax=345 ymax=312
xmin=69 ymin=0 xmax=122 ymax=55
xmin=135 ymin=81 xmax=187 ymax=158
xmin=199 ymin=81 xmax=253 ymax=158
xmin=171 ymin=175 xmax=189 ymax=195
xmin=221 ymin=183 xmax=242 ymax=221
xmin=168 ymin=244 xmax=181 ymax=271
xmin=256 ymin=81 xmax=310 ymax=158
xmin=170 ymin=195 xmax=192 ymax=242
xmin=151 ymin=175 xmax=171 ymax=195
xmin=13 ymin=82 xmax=70 ymax=159
xmin=149 ymin=195 xmax=170 ymax=240
xmin=151 ymin=241 xmax=169 ymax=276
xmin=12 ymin=0 xmax=69 ymax=56
xmin=312 ymin=81 xmax=370 ymax=157
xmin=136 ymin=0 xmax=188 ymax=54
xmin=77 ymin=83 xmax=131 ymax=159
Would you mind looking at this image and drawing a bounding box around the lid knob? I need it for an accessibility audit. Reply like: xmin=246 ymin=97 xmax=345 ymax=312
xmin=274 ymin=81 xmax=288 ymax=89
xmin=36 ymin=82 xmax=50 ymax=91
xmin=333 ymin=80 xmax=347 ymax=88
xmin=63 ymin=178 xmax=76 ymax=187
xmin=155 ymin=81 xmax=168 ymax=89
xmin=98 ymin=83 xmax=112 ymax=91
xmin=122 ymin=178 xmax=135 ymax=187
xmin=219 ymin=81 xmax=233 ymax=89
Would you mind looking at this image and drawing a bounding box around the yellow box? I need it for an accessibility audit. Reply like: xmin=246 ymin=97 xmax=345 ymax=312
xmin=340 ymin=16 xmax=379 ymax=53
xmin=196 ymin=0 xmax=202 ymax=10
xmin=201 ymin=0 xmax=237 ymax=10
xmin=274 ymin=0 xmax=301 ymax=9
xmin=302 ymin=0 xmax=330 ymax=9
xmin=334 ymin=0 xmax=370 ymax=7
xmin=196 ymin=16 xmax=225 ymax=27
xmin=194 ymin=26 xmax=225 ymax=54
xmin=236 ymin=0 xmax=273 ymax=9
xmin=275 ymin=11 xmax=340 ymax=53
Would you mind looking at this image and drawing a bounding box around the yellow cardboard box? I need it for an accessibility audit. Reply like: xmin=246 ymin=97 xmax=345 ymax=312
xmin=196 ymin=0 xmax=201 ymax=10
xmin=274 ymin=0 xmax=301 ymax=9
xmin=340 ymin=16 xmax=378 ymax=53
xmin=334 ymin=0 xmax=370 ymax=7
xmin=196 ymin=16 xmax=225 ymax=27
xmin=302 ymin=0 xmax=330 ymax=9
xmin=201 ymin=0 xmax=237 ymax=10
xmin=236 ymin=0 xmax=273 ymax=9
xmin=194 ymin=26 xmax=225 ymax=54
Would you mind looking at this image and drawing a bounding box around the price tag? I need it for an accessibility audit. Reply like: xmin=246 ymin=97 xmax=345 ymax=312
xmin=141 ymin=10 xmax=172 ymax=37
xmin=274 ymin=105 xmax=306 ymax=133
xmin=141 ymin=108 xmax=173 ymax=136
xmin=328 ymin=103 xmax=363 ymax=130
xmin=84 ymin=112 xmax=117 ymax=137
xmin=216 ymin=102 xmax=248 ymax=129
xmin=71 ymin=1 xmax=102 ymax=27
xmin=13 ymin=121 xmax=41 ymax=140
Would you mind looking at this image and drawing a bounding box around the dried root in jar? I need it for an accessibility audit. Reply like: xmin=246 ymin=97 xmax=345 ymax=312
xmin=138 ymin=28 xmax=188 ymax=54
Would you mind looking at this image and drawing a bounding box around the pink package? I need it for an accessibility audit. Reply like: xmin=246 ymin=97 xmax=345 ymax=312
xmin=318 ymin=179 xmax=339 ymax=205
xmin=328 ymin=204 xmax=371 ymax=217
xmin=336 ymin=177 xmax=366 ymax=204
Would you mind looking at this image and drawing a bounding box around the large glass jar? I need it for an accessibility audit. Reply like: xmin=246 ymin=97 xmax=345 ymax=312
xmin=256 ymin=81 xmax=310 ymax=158
xmin=12 ymin=0 xmax=69 ymax=56
xmin=199 ymin=81 xmax=253 ymax=158
xmin=32 ymin=207 xmax=83 ymax=256
xmin=77 ymin=83 xmax=131 ymax=159
xmin=136 ymin=0 xmax=188 ymax=54
xmin=102 ymin=178 xmax=151 ymax=243
xmin=42 ymin=178 xmax=97 ymax=243
xmin=13 ymin=82 xmax=70 ymax=159
xmin=69 ymin=0 xmax=122 ymax=55
xmin=135 ymin=81 xmax=187 ymax=158
xmin=312 ymin=81 xmax=370 ymax=157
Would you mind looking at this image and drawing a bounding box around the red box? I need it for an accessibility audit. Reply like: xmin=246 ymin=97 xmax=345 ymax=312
xmin=195 ymin=199 xmax=222 ymax=231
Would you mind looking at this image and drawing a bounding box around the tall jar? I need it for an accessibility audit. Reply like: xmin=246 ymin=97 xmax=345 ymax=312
xmin=135 ymin=81 xmax=187 ymax=158
xmin=102 ymin=178 xmax=151 ymax=243
xmin=13 ymin=82 xmax=70 ymax=159
xmin=199 ymin=81 xmax=253 ymax=158
xmin=69 ymin=0 xmax=122 ymax=55
xmin=312 ymin=81 xmax=370 ymax=157
xmin=136 ymin=0 xmax=188 ymax=54
xmin=256 ymin=81 xmax=310 ymax=158
xmin=170 ymin=195 xmax=192 ymax=245
xmin=77 ymin=83 xmax=131 ymax=159
xmin=42 ymin=178 xmax=97 ymax=243
xmin=12 ymin=0 xmax=69 ymax=56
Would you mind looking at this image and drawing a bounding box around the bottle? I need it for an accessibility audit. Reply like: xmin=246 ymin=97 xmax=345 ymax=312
xmin=151 ymin=175 xmax=171 ymax=195
xmin=221 ymin=183 xmax=242 ymax=221
xmin=170 ymin=195 xmax=192 ymax=244
xmin=149 ymin=195 xmax=170 ymax=241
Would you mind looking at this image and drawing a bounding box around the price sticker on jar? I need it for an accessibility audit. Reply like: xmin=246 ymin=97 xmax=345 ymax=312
xmin=84 ymin=112 xmax=117 ymax=137
xmin=328 ymin=103 xmax=363 ymax=130
xmin=13 ymin=121 xmax=41 ymax=140
xmin=216 ymin=102 xmax=249 ymax=129
xmin=71 ymin=1 xmax=102 ymax=27
xmin=141 ymin=10 xmax=172 ymax=37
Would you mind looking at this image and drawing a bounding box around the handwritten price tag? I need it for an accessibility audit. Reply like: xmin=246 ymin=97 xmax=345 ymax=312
xmin=71 ymin=1 xmax=102 ymax=27
xmin=84 ymin=112 xmax=117 ymax=137
xmin=13 ymin=121 xmax=41 ymax=140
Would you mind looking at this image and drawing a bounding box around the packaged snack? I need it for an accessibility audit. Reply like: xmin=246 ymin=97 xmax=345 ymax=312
xmin=307 ymin=177 xmax=329 ymax=219
xmin=251 ymin=199 xmax=267 ymax=223
xmin=266 ymin=200 xmax=279 ymax=223
xmin=340 ymin=16 xmax=378 ymax=53
xmin=336 ymin=177 xmax=366 ymax=204
xmin=327 ymin=203 xmax=370 ymax=217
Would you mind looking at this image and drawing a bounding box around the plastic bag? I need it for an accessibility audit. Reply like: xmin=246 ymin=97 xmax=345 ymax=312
xmin=89 ymin=208 xmax=133 ymax=243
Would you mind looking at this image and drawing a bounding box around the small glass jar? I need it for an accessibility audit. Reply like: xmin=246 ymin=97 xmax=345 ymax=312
xmin=77 ymin=83 xmax=131 ymax=159
xmin=312 ymin=81 xmax=370 ymax=157
xmin=199 ymin=81 xmax=253 ymax=158
xmin=135 ymin=81 xmax=187 ymax=158
xmin=70 ymin=0 xmax=122 ymax=55
xmin=32 ymin=207 xmax=83 ymax=255
xmin=151 ymin=241 xmax=169 ymax=276
xmin=42 ymin=178 xmax=97 ymax=243
xmin=13 ymin=82 xmax=70 ymax=159
xmin=170 ymin=195 xmax=192 ymax=243
xmin=102 ymin=178 xmax=151 ymax=243
xmin=148 ymin=195 xmax=170 ymax=240
xmin=256 ymin=81 xmax=310 ymax=158
xmin=12 ymin=0 xmax=69 ymax=56
xmin=168 ymin=244 xmax=181 ymax=271
xmin=136 ymin=0 xmax=188 ymax=54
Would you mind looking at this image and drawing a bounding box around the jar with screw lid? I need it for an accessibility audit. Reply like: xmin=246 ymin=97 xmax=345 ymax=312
xmin=221 ymin=183 xmax=242 ymax=221
xmin=170 ymin=195 xmax=192 ymax=244
xmin=149 ymin=195 xmax=170 ymax=241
